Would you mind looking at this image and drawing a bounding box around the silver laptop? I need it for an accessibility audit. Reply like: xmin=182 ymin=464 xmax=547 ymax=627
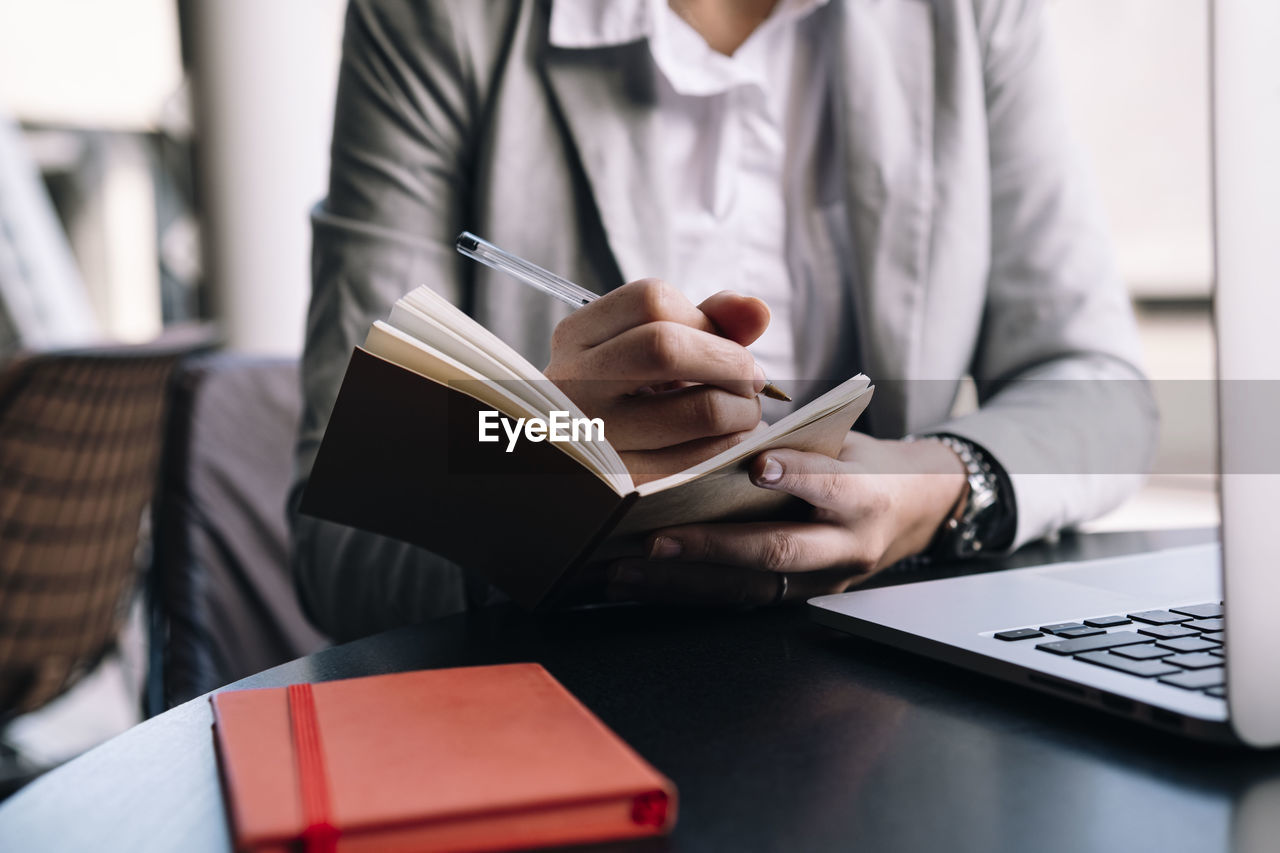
xmin=809 ymin=0 xmax=1280 ymax=747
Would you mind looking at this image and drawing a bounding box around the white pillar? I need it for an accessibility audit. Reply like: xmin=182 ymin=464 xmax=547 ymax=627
xmin=190 ymin=0 xmax=348 ymax=355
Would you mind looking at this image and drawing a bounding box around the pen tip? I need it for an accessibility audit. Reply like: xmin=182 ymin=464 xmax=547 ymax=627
xmin=761 ymin=383 xmax=792 ymax=402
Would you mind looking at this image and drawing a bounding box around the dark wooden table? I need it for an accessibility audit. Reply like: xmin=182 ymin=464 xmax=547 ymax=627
xmin=3 ymin=528 xmax=1278 ymax=853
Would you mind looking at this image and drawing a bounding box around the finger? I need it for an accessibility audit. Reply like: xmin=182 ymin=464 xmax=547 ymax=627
xmin=622 ymin=429 xmax=759 ymax=484
xmin=606 ymin=561 xmax=870 ymax=606
xmin=749 ymin=448 xmax=851 ymax=511
xmin=553 ymin=278 xmax=714 ymax=350
xmin=697 ymin=291 xmax=771 ymax=347
xmin=580 ymin=321 xmax=765 ymax=399
xmin=601 ymin=386 xmax=762 ymax=450
xmin=646 ymin=521 xmax=872 ymax=573
xmin=782 ymin=567 xmax=875 ymax=600
xmin=606 ymin=559 xmax=780 ymax=607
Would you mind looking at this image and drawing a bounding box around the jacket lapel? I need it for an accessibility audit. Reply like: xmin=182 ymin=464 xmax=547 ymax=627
xmin=834 ymin=0 xmax=935 ymax=435
xmin=542 ymin=40 xmax=672 ymax=288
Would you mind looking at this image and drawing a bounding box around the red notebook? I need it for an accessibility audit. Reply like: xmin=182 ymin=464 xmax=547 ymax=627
xmin=210 ymin=663 xmax=676 ymax=852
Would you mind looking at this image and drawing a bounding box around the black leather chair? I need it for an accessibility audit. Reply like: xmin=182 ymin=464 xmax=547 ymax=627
xmin=146 ymin=354 xmax=326 ymax=714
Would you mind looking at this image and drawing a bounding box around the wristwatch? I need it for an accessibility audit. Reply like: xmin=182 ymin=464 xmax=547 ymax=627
xmin=918 ymin=434 xmax=1003 ymax=558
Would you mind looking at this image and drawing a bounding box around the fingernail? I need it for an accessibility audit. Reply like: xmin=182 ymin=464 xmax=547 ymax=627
xmin=606 ymin=564 xmax=643 ymax=602
xmin=753 ymin=362 xmax=767 ymax=393
xmin=650 ymin=536 xmax=682 ymax=559
xmin=610 ymin=564 xmax=644 ymax=585
xmin=757 ymin=456 xmax=783 ymax=485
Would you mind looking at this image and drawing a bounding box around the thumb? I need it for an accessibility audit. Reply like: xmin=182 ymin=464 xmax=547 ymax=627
xmin=751 ymin=448 xmax=848 ymax=511
xmin=698 ymin=291 xmax=771 ymax=347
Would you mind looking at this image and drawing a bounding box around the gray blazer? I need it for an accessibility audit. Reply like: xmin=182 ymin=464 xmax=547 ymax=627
xmin=293 ymin=0 xmax=1157 ymax=640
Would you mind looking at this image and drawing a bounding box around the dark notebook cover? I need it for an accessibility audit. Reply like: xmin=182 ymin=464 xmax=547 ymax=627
xmin=301 ymin=348 xmax=631 ymax=608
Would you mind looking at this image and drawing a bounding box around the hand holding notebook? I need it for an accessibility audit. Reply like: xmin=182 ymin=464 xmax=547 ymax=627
xmin=301 ymin=280 xmax=872 ymax=608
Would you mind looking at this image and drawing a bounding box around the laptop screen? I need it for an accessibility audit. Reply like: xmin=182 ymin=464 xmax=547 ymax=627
xmin=1039 ymin=0 xmax=1279 ymax=746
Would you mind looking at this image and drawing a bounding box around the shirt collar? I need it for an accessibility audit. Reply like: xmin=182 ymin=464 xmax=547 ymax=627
xmin=548 ymin=0 xmax=651 ymax=49
xmin=548 ymin=0 xmax=829 ymax=51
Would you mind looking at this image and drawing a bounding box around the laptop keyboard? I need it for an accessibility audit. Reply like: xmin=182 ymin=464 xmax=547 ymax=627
xmin=993 ymin=602 xmax=1226 ymax=699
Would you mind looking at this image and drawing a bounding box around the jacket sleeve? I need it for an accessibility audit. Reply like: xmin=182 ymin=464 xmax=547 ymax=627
xmin=930 ymin=0 xmax=1159 ymax=549
xmin=291 ymin=0 xmax=507 ymax=641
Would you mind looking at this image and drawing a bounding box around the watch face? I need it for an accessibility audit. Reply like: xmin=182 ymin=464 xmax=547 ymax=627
xmin=970 ymin=476 xmax=998 ymax=516
xmin=954 ymin=474 xmax=998 ymax=554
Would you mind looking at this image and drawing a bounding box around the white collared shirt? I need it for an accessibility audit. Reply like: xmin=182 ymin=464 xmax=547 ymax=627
xmin=550 ymin=0 xmax=852 ymax=415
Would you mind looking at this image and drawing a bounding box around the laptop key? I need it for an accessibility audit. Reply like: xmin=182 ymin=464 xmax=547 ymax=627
xmin=1111 ymin=643 xmax=1172 ymax=660
xmin=1159 ymin=668 xmax=1225 ymax=690
xmin=995 ymin=628 xmax=1043 ymax=641
xmin=1165 ymin=652 xmax=1223 ymax=670
xmin=1055 ymin=626 xmax=1105 ymax=638
xmin=1083 ymin=615 xmax=1131 ymax=628
xmin=1184 ymin=618 xmax=1225 ymax=633
xmin=1210 ymin=647 xmax=1225 ymax=656
xmin=1205 ymin=686 xmax=1227 ymax=698
xmin=1037 ymin=631 xmax=1149 ymax=656
xmin=1155 ymin=637 xmax=1219 ymax=654
xmin=1169 ymin=603 xmax=1223 ymax=620
xmin=1039 ymin=622 xmax=1087 ymax=635
xmin=1128 ymin=610 xmax=1193 ymax=625
xmin=1075 ymin=651 xmax=1180 ymax=678
xmin=1200 ymin=631 xmax=1224 ymax=643
xmin=1137 ymin=624 xmax=1200 ymax=640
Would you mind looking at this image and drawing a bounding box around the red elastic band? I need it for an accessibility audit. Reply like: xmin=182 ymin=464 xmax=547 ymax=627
xmin=287 ymin=683 xmax=339 ymax=853
xmin=630 ymin=790 xmax=669 ymax=828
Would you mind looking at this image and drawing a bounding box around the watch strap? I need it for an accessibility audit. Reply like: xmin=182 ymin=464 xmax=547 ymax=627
xmin=908 ymin=433 xmax=1010 ymax=558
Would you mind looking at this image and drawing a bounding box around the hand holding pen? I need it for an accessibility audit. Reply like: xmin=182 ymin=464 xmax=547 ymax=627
xmin=457 ymin=231 xmax=789 ymax=482
xmin=458 ymin=232 xmax=790 ymax=401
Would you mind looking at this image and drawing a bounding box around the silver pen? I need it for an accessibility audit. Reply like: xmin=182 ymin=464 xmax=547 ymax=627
xmin=455 ymin=231 xmax=791 ymax=402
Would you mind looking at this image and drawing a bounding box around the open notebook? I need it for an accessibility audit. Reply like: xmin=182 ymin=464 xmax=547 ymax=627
xmin=302 ymin=286 xmax=873 ymax=608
